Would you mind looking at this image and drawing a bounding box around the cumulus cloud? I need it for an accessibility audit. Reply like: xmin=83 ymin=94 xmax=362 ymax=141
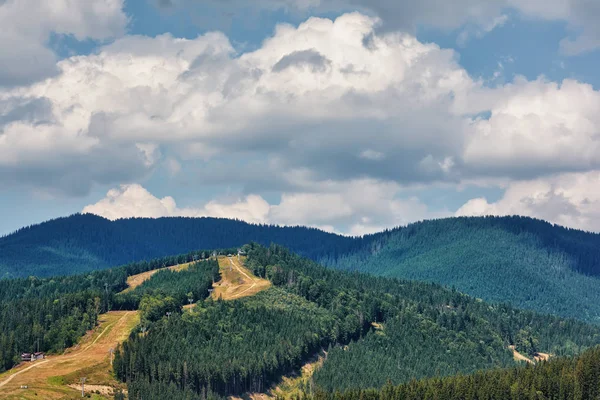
xmin=0 ymin=13 xmax=472 ymax=194
xmin=0 ymin=0 xmax=128 ymax=86
xmin=3 ymin=11 xmax=600 ymax=198
xmin=456 ymin=171 xmax=600 ymax=232
xmin=83 ymin=184 xmax=271 ymax=224
xmin=177 ymin=0 xmax=600 ymax=54
xmin=464 ymin=78 xmax=600 ymax=178
xmin=3 ymin=10 xmax=600 ymax=232
xmin=83 ymin=182 xmax=448 ymax=236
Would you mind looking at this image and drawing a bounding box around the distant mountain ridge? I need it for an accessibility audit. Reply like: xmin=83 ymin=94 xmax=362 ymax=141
xmin=2 ymin=213 xmax=600 ymax=323
xmin=0 ymin=213 xmax=357 ymax=278
xmin=322 ymin=216 xmax=600 ymax=323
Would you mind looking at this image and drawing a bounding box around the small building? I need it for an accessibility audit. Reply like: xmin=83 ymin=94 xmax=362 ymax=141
xmin=20 ymin=352 xmax=44 ymax=362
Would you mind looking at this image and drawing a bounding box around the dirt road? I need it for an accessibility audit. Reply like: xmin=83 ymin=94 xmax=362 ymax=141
xmin=211 ymin=256 xmax=270 ymax=301
xmin=0 ymin=311 xmax=139 ymax=399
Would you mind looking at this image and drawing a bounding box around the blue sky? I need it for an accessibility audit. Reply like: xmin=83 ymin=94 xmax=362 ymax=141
xmin=1 ymin=0 xmax=600 ymax=236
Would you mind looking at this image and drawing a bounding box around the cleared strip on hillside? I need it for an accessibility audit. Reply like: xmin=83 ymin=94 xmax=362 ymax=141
xmin=212 ymin=256 xmax=271 ymax=300
xmin=0 ymin=311 xmax=139 ymax=399
xmin=121 ymin=261 xmax=194 ymax=293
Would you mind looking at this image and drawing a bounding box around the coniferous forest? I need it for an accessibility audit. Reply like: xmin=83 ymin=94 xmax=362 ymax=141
xmin=112 ymin=244 xmax=600 ymax=399
xmin=2 ymin=214 xmax=600 ymax=325
xmin=308 ymin=345 xmax=600 ymax=400
xmin=3 ymin=241 xmax=600 ymax=399
xmin=0 ymin=248 xmax=221 ymax=372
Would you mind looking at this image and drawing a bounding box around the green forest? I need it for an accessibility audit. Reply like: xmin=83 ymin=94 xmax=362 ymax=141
xmin=3 ymin=238 xmax=600 ymax=399
xmin=2 ymin=214 xmax=600 ymax=326
xmin=0 ymin=213 xmax=355 ymax=278
xmin=0 ymin=248 xmax=222 ymax=372
xmin=307 ymin=345 xmax=600 ymax=400
xmin=322 ymin=216 xmax=600 ymax=324
xmin=112 ymin=244 xmax=600 ymax=399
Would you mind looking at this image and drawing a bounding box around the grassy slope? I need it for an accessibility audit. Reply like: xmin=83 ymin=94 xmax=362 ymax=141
xmin=212 ymin=256 xmax=271 ymax=300
xmin=0 ymin=311 xmax=139 ymax=399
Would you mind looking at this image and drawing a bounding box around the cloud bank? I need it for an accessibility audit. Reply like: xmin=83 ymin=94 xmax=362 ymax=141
xmin=1 ymin=3 xmax=599 ymax=233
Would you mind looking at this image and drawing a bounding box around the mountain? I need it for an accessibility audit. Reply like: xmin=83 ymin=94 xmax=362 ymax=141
xmin=114 ymin=244 xmax=600 ymax=398
xmin=2 ymin=213 xmax=600 ymax=323
xmin=3 ymin=243 xmax=600 ymax=398
xmin=323 ymin=216 xmax=600 ymax=323
xmin=0 ymin=213 xmax=355 ymax=278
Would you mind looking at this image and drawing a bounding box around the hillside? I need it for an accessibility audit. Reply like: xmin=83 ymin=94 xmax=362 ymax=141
xmin=3 ymin=243 xmax=600 ymax=398
xmin=323 ymin=216 xmax=600 ymax=323
xmin=0 ymin=213 xmax=355 ymax=278
xmin=309 ymin=344 xmax=600 ymax=400
xmin=2 ymin=214 xmax=600 ymax=324
xmin=0 ymin=311 xmax=138 ymax=399
xmin=114 ymin=244 xmax=600 ymax=399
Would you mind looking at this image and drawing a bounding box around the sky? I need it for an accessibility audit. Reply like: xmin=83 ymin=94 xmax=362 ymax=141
xmin=1 ymin=0 xmax=600 ymax=236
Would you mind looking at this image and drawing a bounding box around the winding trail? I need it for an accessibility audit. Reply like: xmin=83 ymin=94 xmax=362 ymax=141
xmin=211 ymin=256 xmax=270 ymax=301
xmin=0 ymin=360 xmax=50 ymax=388
xmin=0 ymin=311 xmax=138 ymax=399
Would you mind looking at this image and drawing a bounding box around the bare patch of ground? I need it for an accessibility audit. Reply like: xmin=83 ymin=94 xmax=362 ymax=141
xmin=121 ymin=261 xmax=194 ymax=293
xmin=229 ymin=350 xmax=328 ymax=400
xmin=212 ymin=256 xmax=271 ymax=301
xmin=67 ymin=384 xmax=117 ymax=396
xmin=509 ymin=345 xmax=534 ymax=364
xmin=0 ymin=311 xmax=139 ymax=399
xmin=534 ymin=352 xmax=552 ymax=362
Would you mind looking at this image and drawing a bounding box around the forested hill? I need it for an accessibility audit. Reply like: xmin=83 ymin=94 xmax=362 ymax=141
xmin=3 ymin=213 xmax=600 ymax=324
xmin=323 ymin=216 xmax=600 ymax=323
xmin=0 ymin=213 xmax=356 ymax=278
xmin=114 ymin=243 xmax=600 ymax=399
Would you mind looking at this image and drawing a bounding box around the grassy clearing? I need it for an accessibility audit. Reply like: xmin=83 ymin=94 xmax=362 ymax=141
xmin=121 ymin=261 xmax=194 ymax=293
xmin=212 ymin=256 xmax=271 ymax=301
xmin=0 ymin=311 xmax=139 ymax=399
xmin=509 ymin=345 xmax=534 ymax=365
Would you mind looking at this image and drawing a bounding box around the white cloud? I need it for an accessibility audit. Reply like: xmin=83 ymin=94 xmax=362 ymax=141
xmin=0 ymin=0 xmax=128 ymax=86
xmin=464 ymin=78 xmax=600 ymax=176
xmin=359 ymin=149 xmax=386 ymax=161
xmin=82 ymin=184 xmax=271 ymax=224
xmin=3 ymin=11 xmax=600 ymax=232
xmin=83 ymin=181 xmax=449 ymax=235
xmin=202 ymin=195 xmax=271 ymax=224
xmin=456 ymin=171 xmax=600 ymax=232
xmin=83 ymin=185 xmax=179 ymax=220
xmin=457 ymin=14 xmax=509 ymax=47
xmin=0 ymin=13 xmax=474 ymax=194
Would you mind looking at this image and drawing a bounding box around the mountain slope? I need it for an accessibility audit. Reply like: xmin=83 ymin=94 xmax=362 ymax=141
xmin=324 ymin=216 xmax=600 ymax=323
xmin=0 ymin=213 xmax=355 ymax=278
xmin=114 ymin=244 xmax=600 ymax=398
xmin=2 ymin=214 xmax=600 ymax=324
